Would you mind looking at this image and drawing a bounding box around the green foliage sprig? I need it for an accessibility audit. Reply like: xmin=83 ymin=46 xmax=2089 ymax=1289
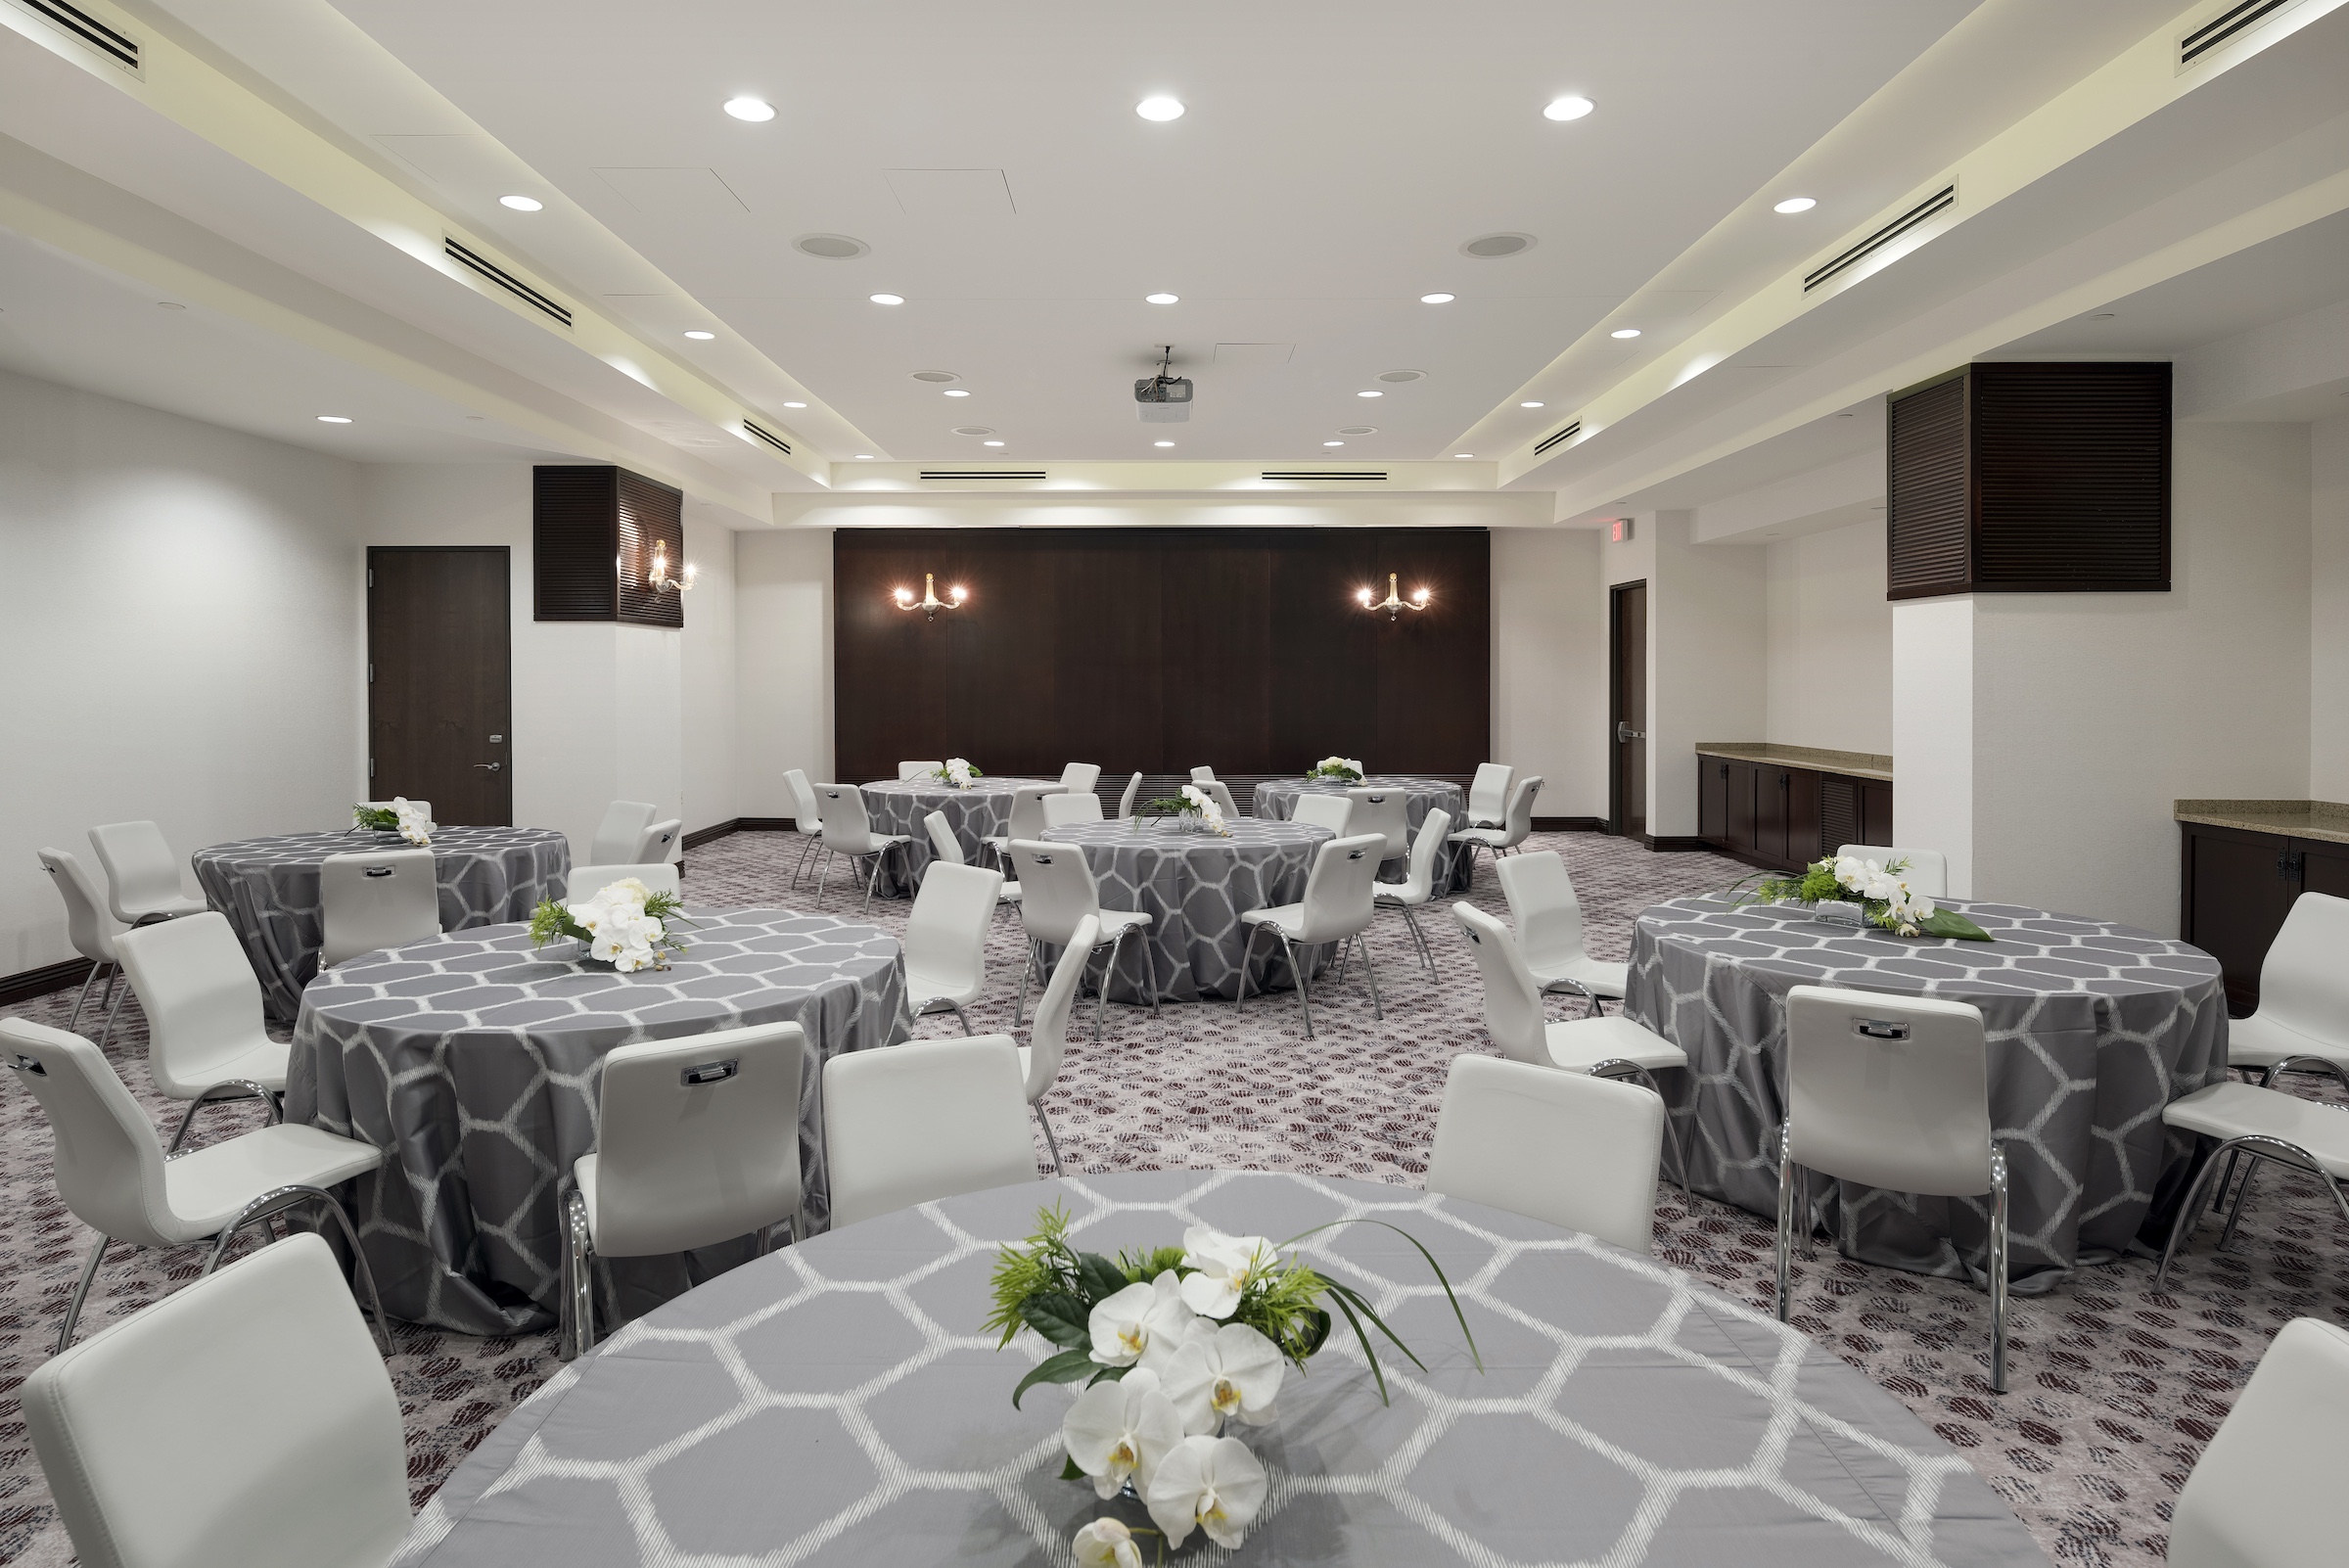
xmin=1729 ymin=857 xmax=1992 ymax=941
xmin=1139 ymin=797 xmax=1202 ymax=817
xmin=352 ymin=806 xmax=399 ymax=831
xmin=526 ymin=888 xmax=690 ymax=958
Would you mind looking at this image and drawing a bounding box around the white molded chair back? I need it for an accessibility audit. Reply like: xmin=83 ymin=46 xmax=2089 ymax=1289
xmin=1496 ymin=775 xmax=1542 ymax=846
xmin=1 ymin=1020 xmax=178 ymax=1246
xmin=634 ymin=817 xmax=682 ymax=864
xmin=1385 ymin=808 xmax=1451 ymax=901
xmin=587 ymin=1022 xmax=805 ymax=1257
xmin=813 ymin=784 xmax=890 ymax=854
xmin=924 ymin=809 xmax=967 ymax=864
xmin=1023 ymin=914 xmax=1097 ymax=1103
xmin=899 ymin=761 xmax=944 ymax=780
xmin=904 ymin=861 xmax=1002 ymax=1003
xmin=1292 ymin=834 xmax=1386 ymax=944
xmin=319 ymin=850 xmax=439 ymax=968
xmin=1344 ymin=788 xmax=1410 ymax=860
xmin=1007 ymin=839 xmax=1105 ymax=947
xmin=40 ymin=848 xmax=121 ymax=966
xmin=22 ymin=1230 xmax=410 ymax=1568
xmin=87 ymin=821 xmax=198 ymax=926
xmin=1040 ymin=793 xmax=1105 ymax=829
xmin=1784 ymin=985 xmax=1992 ymax=1195
xmin=1451 ymin=903 xmax=1550 ymax=1064
xmin=1497 ymin=851 xmax=1590 ymax=976
xmin=2168 ymin=1315 xmax=2349 ymax=1568
xmin=1003 ymin=783 xmax=1064 ymax=844
xmin=565 ymin=863 xmax=681 ymax=901
xmin=1189 ymin=766 xmax=1217 ymax=784
xmin=823 ymin=1038 xmax=1036 ymax=1227
xmin=589 ymin=802 xmax=657 ymax=866
xmin=785 ymin=768 xmax=823 ymax=829
xmin=1835 ymin=845 xmax=1948 ymax=899
xmin=1292 ymin=794 xmax=1354 ymax=836
xmin=2252 ymin=891 xmax=2349 ymax=1047
xmin=1466 ymin=762 xmax=1514 ymax=827
xmin=1427 ymin=1054 xmax=1663 ymax=1255
xmin=1201 ymin=779 xmax=1240 ymax=819
xmin=1116 ymin=772 xmax=1143 ymax=819
xmin=1059 ymin=762 xmax=1102 ymax=795
xmin=114 ymin=913 xmax=273 ymax=1100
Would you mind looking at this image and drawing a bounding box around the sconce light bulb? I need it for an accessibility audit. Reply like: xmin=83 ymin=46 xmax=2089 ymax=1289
xmin=950 ymin=585 xmax=968 ymax=601
xmin=895 ymin=587 xmax=913 ymax=603
xmin=1356 ymin=588 xmax=1372 ymax=604
xmin=1412 ymin=588 xmax=1430 ymax=603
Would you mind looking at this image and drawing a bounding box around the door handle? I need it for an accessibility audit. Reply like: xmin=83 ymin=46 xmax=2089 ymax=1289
xmin=1616 ymin=721 xmax=1646 ymax=742
xmin=474 ymin=762 xmax=502 ymax=772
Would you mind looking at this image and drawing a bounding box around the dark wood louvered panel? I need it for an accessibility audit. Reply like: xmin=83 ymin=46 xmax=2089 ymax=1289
xmin=1973 ymin=362 xmax=2169 ymax=591
xmin=1886 ymin=372 xmax=1970 ymax=598
xmin=1819 ymin=773 xmax=1861 ymax=854
xmin=532 ymin=466 xmax=618 ymax=621
xmin=616 ymin=471 xmax=684 ymax=629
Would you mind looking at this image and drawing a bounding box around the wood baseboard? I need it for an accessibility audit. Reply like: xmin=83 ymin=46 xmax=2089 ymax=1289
xmin=1534 ymin=816 xmax=1606 ymax=832
xmin=1640 ymin=834 xmax=1718 ymax=853
xmin=681 ymin=818 xmax=739 ymax=850
xmin=0 ymin=956 xmax=96 ymax=1007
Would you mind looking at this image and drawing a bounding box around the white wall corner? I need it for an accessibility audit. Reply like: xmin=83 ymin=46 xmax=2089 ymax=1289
xmin=1890 ymin=596 xmax=1976 ymax=899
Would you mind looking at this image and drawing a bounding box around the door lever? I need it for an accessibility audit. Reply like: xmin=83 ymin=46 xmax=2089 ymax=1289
xmin=1616 ymin=721 xmax=1646 ymax=742
xmin=474 ymin=762 xmax=502 ymax=772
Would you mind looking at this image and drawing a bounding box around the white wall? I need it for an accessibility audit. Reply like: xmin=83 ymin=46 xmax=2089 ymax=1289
xmin=0 ymin=366 xmax=360 ymax=973
xmin=1647 ymin=514 xmax=1768 ymax=837
xmin=2312 ymin=412 xmax=2349 ymax=800
xmin=1491 ymin=529 xmax=1607 ymax=819
xmin=680 ymin=512 xmax=740 ymax=833
xmin=1764 ymin=520 xmax=1893 ymax=756
xmin=1891 ymin=596 xmax=1977 ymax=895
xmin=736 ymin=527 xmax=835 ymax=819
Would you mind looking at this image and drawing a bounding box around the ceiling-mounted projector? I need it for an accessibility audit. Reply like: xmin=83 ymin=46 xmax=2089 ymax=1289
xmin=1135 ymin=345 xmax=1192 ymax=423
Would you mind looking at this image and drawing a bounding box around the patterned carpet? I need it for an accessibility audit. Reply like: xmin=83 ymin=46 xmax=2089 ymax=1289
xmin=2 ymin=828 xmax=2343 ymax=1566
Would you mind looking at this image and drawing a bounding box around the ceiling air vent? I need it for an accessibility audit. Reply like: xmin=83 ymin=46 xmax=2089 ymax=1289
xmin=1261 ymin=471 xmax=1388 ymax=482
xmin=742 ymin=420 xmax=791 ymax=456
xmin=8 ymin=0 xmax=138 ymax=72
xmin=919 ymin=471 xmax=1047 ymax=481
xmin=2179 ymin=0 xmax=2298 ymax=67
xmin=1802 ymin=184 xmax=1957 ymax=295
xmin=442 ymin=237 xmax=573 ymax=328
xmin=1534 ymin=421 xmax=1583 ymax=457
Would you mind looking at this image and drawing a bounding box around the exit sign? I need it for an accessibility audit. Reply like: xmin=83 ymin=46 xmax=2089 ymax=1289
xmin=1610 ymin=518 xmax=1635 ymax=543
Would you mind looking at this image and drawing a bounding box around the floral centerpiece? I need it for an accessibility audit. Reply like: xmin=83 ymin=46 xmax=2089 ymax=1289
xmin=988 ymin=1204 xmax=1477 ymax=1556
xmin=1305 ymin=757 xmax=1363 ymax=783
xmin=352 ymin=798 xmax=432 ymax=847
xmin=933 ymin=758 xmax=983 ymax=789
xmin=1735 ymin=853 xmax=1991 ymax=941
xmin=527 ymin=876 xmax=691 ymax=972
xmin=1138 ymin=785 xmax=1229 ymax=836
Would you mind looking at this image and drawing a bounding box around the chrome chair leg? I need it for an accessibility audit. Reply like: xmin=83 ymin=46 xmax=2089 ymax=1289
xmin=559 ymin=1185 xmax=594 ymax=1361
xmin=66 ymin=960 xmax=106 ymax=1036
xmin=1015 ymin=939 xmax=1036 ymax=1029
xmin=1359 ymin=934 xmax=1382 ymax=1022
xmin=98 ymin=969 xmax=130 ymax=1052
xmin=815 ymin=848 xmax=837 ymax=910
xmin=1988 ymin=1144 xmax=2008 ymax=1395
xmin=1277 ymin=931 xmax=1313 ymax=1038
xmin=1090 ymin=935 xmax=1114 ymax=1043
xmin=204 ymin=1183 xmax=393 ymax=1357
xmin=1335 ymin=937 xmax=1351 ymax=987
xmin=58 ymin=1234 xmax=112 ymax=1353
xmin=167 ymin=1078 xmax=280 ymax=1156
xmin=1773 ymin=1118 xmax=1796 ymax=1323
xmin=1234 ymin=925 xmax=1265 ymax=1018
xmin=861 ymin=847 xmax=890 ymax=916
xmin=1597 ymin=1060 xmax=1690 ymax=1205
xmin=1035 ymin=1103 xmax=1064 ymax=1176
xmin=2216 ymin=1158 xmax=2260 ymax=1254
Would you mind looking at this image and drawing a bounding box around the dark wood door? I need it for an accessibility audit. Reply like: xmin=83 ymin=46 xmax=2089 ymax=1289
xmin=1860 ymin=781 xmax=1896 ymax=849
xmin=1699 ymin=758 xmax=1728 ymax=845
xmin=1726 ymin=761 xmax=1758 ymax=855
xmin=1755 ymin=769 xmax=1789 ymax=863
xmin=368 ymin=547 xmax=512 ymax=826
xmin=1609 ymin=581 xmax=1647 ymax=839
xmin=1785 ymin=768 xmax=1822 ymax=866
xmin=2181 ymin=823 xmax=2299 ymax=1015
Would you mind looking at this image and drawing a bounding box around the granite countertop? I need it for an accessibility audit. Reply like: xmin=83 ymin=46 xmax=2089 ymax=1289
xmin=2175 ymin=799 xmax=2349 ymax=846
xmin=1692 ymin=742 xmax=1894 ymax=784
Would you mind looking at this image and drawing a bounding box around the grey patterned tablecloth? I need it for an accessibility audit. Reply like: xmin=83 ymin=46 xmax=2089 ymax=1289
xmin=397 ymin=1170 xmax=2041 ymax=1567
xmin=856 ymin=776 xmax=1053 ymax=898
xmin=286 ymin=909 xmax=910 ymax=1334
xmin=1625 ymin=896 xmax=2230 ymax=1292
xmin=1254 ymin=775 xmax=1473 ymax=893
xmin=192 ymin=827 xmax=570 ymax=1022
xmin=1038 ymin=818 xmax=1335 ymax=1002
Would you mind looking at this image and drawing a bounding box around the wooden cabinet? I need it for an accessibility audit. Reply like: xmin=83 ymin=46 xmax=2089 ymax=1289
xmin=2182 ymin=822 xmax=2349 ymax=1014
xmin=1698 ymin=753 xmax=1887 ymax=873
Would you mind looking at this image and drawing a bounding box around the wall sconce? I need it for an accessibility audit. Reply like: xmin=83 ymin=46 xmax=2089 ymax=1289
xmin=1358 ymin=572 xmax=1430 ymax=621
xmin=648 ymin=540 xmax=696 ymax=595
xmin=894 ymin=572 xmax=967 ymax=621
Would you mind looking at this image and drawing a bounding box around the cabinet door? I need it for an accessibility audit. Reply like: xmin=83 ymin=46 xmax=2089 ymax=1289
xmin=1755 ymin=770 xmax=1789 ymax=863
xmin=1726 ymin=762 xmax=1758 ymax=854
xmin=2183 ymin=823 xmax=2298 ymax=1015
xmin=1860 ymin=781 xmax=1896 ymax=849
xmin=1699 ymin=758 xmax=1728 ymax=845
xmin=2298 ymin=838 xmax=2349 ymax=902
xmin=1785 ymin=768 xmax=1822 ymax=867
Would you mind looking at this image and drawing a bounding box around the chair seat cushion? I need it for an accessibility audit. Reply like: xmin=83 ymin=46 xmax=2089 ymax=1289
xmin=130 ymin=896 xmax=210 ymax=921
xmin=2164 ymin=1082 xmax=2349 ymax=1178
xmin=163 ymin=1125 xmax=385 ymax=1239
xmin=1240 ymin=902 xmax=1305 ymax=935
xmin=1373 ymin=884 xmax=1426 ymax=907
xmin=1542 ymin=1015 xmax=1687 ymax=1075
xmin=1448 ymin=829 xmax=1506 ymax=848
xmin=905 ymin=968 xmax=982 ymax=1008
xmin=2229 ymin=1011 xmax=2346 ymax=1071
xmin=160 ymin=1037 xmax=291 ymax=1099
xmin=999 ymin=882 xmax=1023 ymax=902
xmin=1096 ymin=909 xmax=1151 ymax=936
xmin=1532 ymin=956 xmax=1630 ymax=999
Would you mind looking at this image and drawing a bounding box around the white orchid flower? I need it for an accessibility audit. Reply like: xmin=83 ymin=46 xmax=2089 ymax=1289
xmin=1145 ymin=1433 xmax=1268 ymax=1549
xmin=1088 ymin=1270 xmax=1195 ymax=1366
xmin=1071 ymin=1518 xmax=1144 ymax=1568
xmin=1159 ymin=1320 xmax=1285 ymax=1434
xmin=1832 ymin=855 xmax=1871 ymax=891
xmin=1342 ymin=758 xmax=1363 ymax=775
xmin=1908 ymin=893 xmax=1937 ymax=921
xmin=1063 ymin=1367 xmax=1184 ymax=1500
xmin=1179 ymin=783 xmax=1208 ymax=808
xmin=1177 ymin=1226 xmax=1276 ymax=1319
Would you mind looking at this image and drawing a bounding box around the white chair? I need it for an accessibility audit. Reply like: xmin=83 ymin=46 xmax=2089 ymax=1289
xmin=1497 ymin=850 xmax=1627 ymax=1002
xmin=1007 ymin=839 xmax=1158 ymax=1037
xmin=319 ymin=849 xmax=441 ymax=968
xmin=1115 ymin=771 xmax=1144 ymax=820
xmin=1059 ymin=762 xmax=1102 ymax=796
xmin=785 ymin=768 xmax=826 ymax=887
xmin=1344 ymin=787 xmax=1411 ymax=862
xmin=22 ymin=1230 xmax=410 ymax=1568
xmin=561 ymin=1022 xmax=805 ymax=1360
xmin=588 ymin=801 xmax=658 ymax=867
xmin=1774 ymin=985 xmax=2007 ymax=1393
xmin=40 ymin=848 xmax=128 ymax=1047
xmin=2223 ymin=892 xmax=2349 ymax=1082
xmin=903 ymin=861 xmax=1003 ymax=1035
xmin=1040 ymin=793 xmax=1105 ymax=829
xmin=2166 ymin=1315 xmax=2349 ymax=1568
xmin=926 ymin=809 xmax=1019 ymax=907
xmin=1451 ymin=902 xmax=1689 ymax=1199
xmin=113 ymin=912 xmax=292 ymax=1152
xmin=982 ymin=783 xmax=1066 ymax=869
xmin=1236 ymin=834 xmax=1387 ymax=1038
xmin=963 ymin=913 xmax=1096 ymax=1175
xmin=1426 ymin=1053 xmax=1664 ymax=1255
xmin=899 ymin=761 xmax=944 ymax=780
xmin=565 ymin=862 xmax=682 ymax=900
xmin=823 ymin=1038 xmax=1036 ymax=1227
xmin=1374 ymin=807 xmax=1451 ymax=974
xmin=87 ymin=821 xmax=207 ymax=926
xmin=1449 ymin=774 xmax=1542 ymax=874
xmin=1291 ymin=793 xmax=1354 ymax=836
xmin=1189 ymin=765 xmax=1218 ymax=784
xmin=635 ymin=817 xmax=682 ymax=864
xmin=811 ymin=783 xmax=913 ymax=915
xmin=1835 ymin=844 xmax=1948 ymax=899
xmin=0 ymin=1018 xmax=391 ymax=1356
xmin=2153 ymin=1073 xmax=2349 ymax=1289
xmin=1199 ymin=778 xmax=1241 ymax=819
xmin=1465 ymin=762 xmax=1514 ymax=829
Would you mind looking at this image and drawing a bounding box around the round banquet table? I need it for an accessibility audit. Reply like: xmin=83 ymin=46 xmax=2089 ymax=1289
xmin=396 ymin=1171 xmax=2044 ymax=1567
xmin=1624 ymin=895 xmax=2230 ymax=1292
xmin=1039 ymin=817 xmax=1334 ymax=1002
xmin=1253 ymin=774 xmax=1473 ymax=893
xmin=286 ymin=907 xmax=910 ymax=1335
xmin=855 ymin=775 xmax=1055 ymax=898
xmin=192 ymin=826 xmax=570 ymax=1023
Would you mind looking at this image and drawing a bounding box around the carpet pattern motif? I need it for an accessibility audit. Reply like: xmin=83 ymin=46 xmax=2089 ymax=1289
xmin=3 ymin=828 xmax=2343 ymax=1566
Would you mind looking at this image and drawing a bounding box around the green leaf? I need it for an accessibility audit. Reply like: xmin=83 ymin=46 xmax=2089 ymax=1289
xmin=1917 ymin=908 xmax=1994 ymax=942
xmin=1020 ymin=1293 xmax=1093 ymax=1350
xmin=1059 ymin=1454 xmax=1087 ymax=1482
xmin=1084 ymin=1363 xmax=1131 ymax=1387
xmin=1296 ymin=1306 xmax=1331 ymax=1359
xmin=1323 ymin=1288 xmax=1390 ymax=1406
xmin=1012 ymin=1347 xmax=1096 ymax=1408
xmin=1275 ymin=1218 xmax=1483 ymax=1372
xmin=1075 ymin=1252 xmax=1130 ymax=1303
xmin=1326 ymin=1282 xmax=1427 ymax=1373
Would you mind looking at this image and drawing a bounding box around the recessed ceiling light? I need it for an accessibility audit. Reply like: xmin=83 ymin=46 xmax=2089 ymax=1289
xmin=1323 ymin=440 xmax=1345 ymax=447
xmin=498 ymin=195 xmax=543 ymax=211
xmin=1338 ymin=426 xmax=1376 ymax=436
xmin=869 ymin=293 xmax=904 ymax=305
xmin=1610 ymin=328 xmax=1641 ymax=340
xmin=1146 ymin=292 xmax=1179 ymax=304
xmin=1521 ymin=401 xmax=1544 ymax=408
xmin=1543 ymin=96 xmax=1594 ymax=121
xmin=316 ymin=415 xmax=352 ymax=424
xmin=2090 ymin=312 xmax=2116 ymax=320
xmin=944 ymin=389 xmax=971 ymax=397
xmin=1357 ymin=390 xmax=1383 ymax=398
xmin=796 ymin=234 xmax=869 ymax=259
xmin=911 ymin=370 xmax=960 ymax=383
xmin=783 ymin=401 xmax=807 ymax=408
xmin=1154 ymin=440 xmax=1175 ymax=447
xmin=853 ymin=453 xmax=874 ymax=459
xmin=683 ymin=330 xmax=715 ymax=340
xmin=983 ymin=439 xmax=1005 ymax=446
xmin=953 ymin=426 xmax=994 ymax=436
xmin=1460 ymin=233 xmax=1535 ymax=259
xmin=1773 ymin=197 xmax=1818 ymax=214
xmin=1420 ymin=293 xmax=1455 ymax=304
xmin=1376 ymin=369 xmax=1425 ymax=383
xmin=156 ymin=300 xmax=185 ymax=309
xmin=1136 ymin=96 xmax=1185 ymax=121
xmin=723 ymin=97 xmax=776 ymax=122
xmin=1453 ymin=452 xmax=1475 ymax=458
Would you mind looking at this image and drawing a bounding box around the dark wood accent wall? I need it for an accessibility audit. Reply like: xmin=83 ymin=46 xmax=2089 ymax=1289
xmin=832 ymin=528 xmax=1490 ymax=783
xmin=532 ymin=465 xmax=685 ymax=628
xmin=1886 ymin=361 xmax=2171 ymax=599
